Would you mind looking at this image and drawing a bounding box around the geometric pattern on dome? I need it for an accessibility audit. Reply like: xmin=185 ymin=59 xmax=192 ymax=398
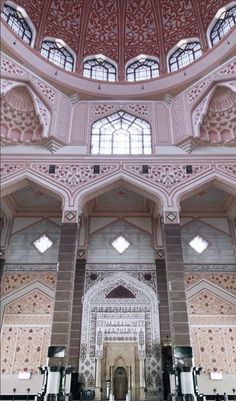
xmin=40 ymin=40 xmax=74 ymax=72
xmin=169 ymin=41 xmax=202 ymax=72
xmin=1 ymin=5 xmax=32 ymax=45
xmin=106 ymin=285 xmax=135 ymax=298
xmin=126 ymin=56 xmax=159 ymax=82
xmin=91 ymin=110 xmax=151 ymax=155
xmin=3 ymin=1 xmax=232 ymax=80
xmin=210 ymin=5 xmax=236 ymax=46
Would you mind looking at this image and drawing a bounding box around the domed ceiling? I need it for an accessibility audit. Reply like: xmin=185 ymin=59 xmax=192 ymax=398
xmin=10 ymin=0 xmax=230 ymax=74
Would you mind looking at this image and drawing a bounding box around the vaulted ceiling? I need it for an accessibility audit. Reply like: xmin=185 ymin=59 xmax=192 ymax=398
xmin=10 ymin=0 xmax=230 ymax=73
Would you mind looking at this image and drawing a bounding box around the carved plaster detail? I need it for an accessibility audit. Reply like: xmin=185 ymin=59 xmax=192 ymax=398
xmin=3 ymin=263 xmax=58 ymax=271
xmin=31 ymin=163 xmax=119 ymax=190
xmin=216 ymin=163 xmax=236 ymax=179
xmin=79 ymin=272 xmax=161 ymax=390
xmin=1 ymin=87 xmax=44 ymax=145
xmin=34 ymin=81 xmax=56 ymax=103
xmin=0 ymin=79 xmax=14 ymax=93
xmin=1 ymin=57 xmax=31 ymax=79
xmin=90 ymin=103 xmax=151 ymax=123
xmin=187 ymin=58 xmax=236 ymax=103
xmin=124 ymin=163 xmax=211 ymax=190
xmin=0 ymin=162 xmax=26 ymax=178
xmin=55 ymin=94 xmax=71 ymax=140
xmin=184 ymin=264 xmax=236 ymax=272
xmin=86 ymin=263 xmax=156 ymax=271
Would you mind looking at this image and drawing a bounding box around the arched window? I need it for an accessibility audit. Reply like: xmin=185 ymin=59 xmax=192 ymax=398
xmin=1 ymin=4 xmax=32 ymax=45
xmin=126 ymin=55 xmax=159 ymax=82
xmin=169 ymin=40 xmax=202 ymax=72
xmin=40 ymin=40 xmax=74 ymax=72
xmin=91 ymin=110 xmax=152 ymax=155
xmin=83 ymin=56 xmax=116 ymax=82
xmin=210 ymin=5 xmax=236 ymax=46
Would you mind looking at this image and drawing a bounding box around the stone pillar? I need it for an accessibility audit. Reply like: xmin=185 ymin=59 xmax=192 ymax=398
xmin=156 ymin=253 xmax=172 ymax=400
xmin=68 ymin=258 xmax=86 ymax=368
xmin=49 ymin=210 xmax=80 ymax=367
xmin=139 ymin=359 xmax=145 ymax=400
xmin=95 ymin=358 xmax=102 ymax=399
xmin=163 ymin=208 xmax=195 ymax=400
xmin=156 ymin=255 xmax=171 ymax=343
xmin=163 ymin=209 xmax=190 ymax=348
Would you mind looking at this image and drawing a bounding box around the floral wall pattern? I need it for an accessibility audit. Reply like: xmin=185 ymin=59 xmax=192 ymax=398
xmin=187 ymin=271 xmax=236 ymax=374
xmin=1 ymin=273 xmax=55 ymax=375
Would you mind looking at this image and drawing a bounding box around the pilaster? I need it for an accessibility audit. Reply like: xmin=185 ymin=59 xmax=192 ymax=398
xmin=49 ymin=210 xmax=80 ymax=366
xmin=162 ymin=208 xmax=190 ymax=348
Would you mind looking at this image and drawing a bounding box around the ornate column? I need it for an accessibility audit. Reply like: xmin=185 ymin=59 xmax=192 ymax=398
xmin=139 ymin=358 xmax=145 ymax=400
xmin=49 ymin=209 xmax=80 ymax=367
xmin=162 ymin=207 xmax=195 ymax=401
xmin=155 ymin=214 xmax=172 ymax=399
xmin=95 ymin=358 xmax=102 ymax=399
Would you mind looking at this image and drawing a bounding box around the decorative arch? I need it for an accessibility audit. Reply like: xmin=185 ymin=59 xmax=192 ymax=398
xmin=0 ymin=172 xmax=69 ymax=210
xmin=1 ymin=82 xmax=51 ymax=141
xmin=172 ymin=172 xmax=236 ymax=208
xmin=0 ymin=283 xmax=54 ymax=375
xmin=192 ymin=81 xmax=236 ymax=142
xmin=75 ymin=172 xmax=167 ymax=211
xmin=79 ymin=272 xmax=161 ymax=388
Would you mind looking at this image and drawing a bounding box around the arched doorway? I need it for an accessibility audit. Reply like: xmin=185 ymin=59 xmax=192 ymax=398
xmin=113 ymin=367 xmax=128 ymax=400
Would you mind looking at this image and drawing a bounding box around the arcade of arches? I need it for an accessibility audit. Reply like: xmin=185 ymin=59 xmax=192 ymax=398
xmin=1 ymin=1 xmax=236 ymax=400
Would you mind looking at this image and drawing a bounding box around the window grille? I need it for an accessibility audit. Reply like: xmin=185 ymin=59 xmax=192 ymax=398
xmin=210 ymin=6 xmax=236 ymax=46
xmin=169 ymin=41 xmax=202 ymax=72
xmin=126 ymin=57 xmax=159 ymax=82
xmin=91 ymin=110 xmax=152 ymax=155
xmin=1 ymin=4 xmax=32 ymax=45
xmin=83 ymin=57 xmax=116 ymax=82
xmin=41 ymin=40 xmax=74 ymax=72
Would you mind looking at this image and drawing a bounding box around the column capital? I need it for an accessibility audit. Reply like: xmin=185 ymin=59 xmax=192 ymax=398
xmin=62 ymin=207 xmax=82 ymax=224
xmin=162 ymin=207 xmax=180 ymax=225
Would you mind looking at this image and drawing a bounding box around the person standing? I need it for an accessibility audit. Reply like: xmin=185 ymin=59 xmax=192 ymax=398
xmin=224 ymin=393 xmax=229 ymax=401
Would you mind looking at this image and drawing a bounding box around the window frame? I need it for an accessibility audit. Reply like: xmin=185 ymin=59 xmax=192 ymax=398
xmin=90 ymin=110 xmax=152 ymax=155
xmin=1 ymin=1 xmax=35 ymax=46
xmin=168 ymin=39 xmax=202 ymax=72
xmin=40 ymin=38 xmax=75 ymax=72
xmin=126 ymin=55 xmax=160 ymax=82
xmin=83 ymin=55 xmax=117 ymax=82
xmin=208 ymin=3 xmax=236 ymax=47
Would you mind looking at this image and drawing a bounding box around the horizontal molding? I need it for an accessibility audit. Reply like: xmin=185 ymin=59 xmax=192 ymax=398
xmin=184 ymin=264 xmax=236 ymax=272
xmin=3 ymin=263 xmax=58 ymax=271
